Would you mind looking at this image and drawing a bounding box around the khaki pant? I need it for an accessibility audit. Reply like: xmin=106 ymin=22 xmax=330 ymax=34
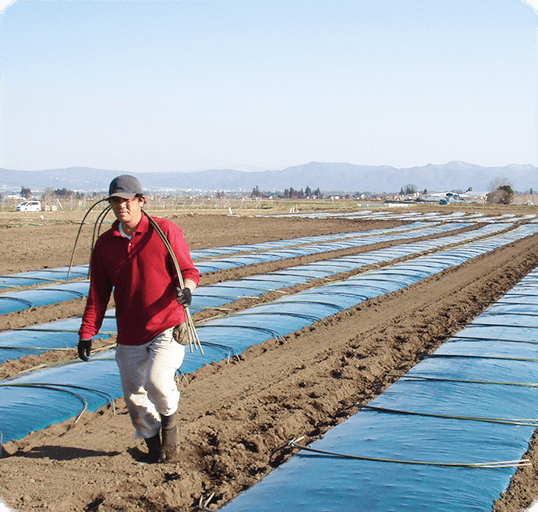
xmin=116 ymin=328 xmax=185 ymax=439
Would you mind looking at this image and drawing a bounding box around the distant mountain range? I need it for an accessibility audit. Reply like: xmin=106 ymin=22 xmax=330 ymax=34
xmin=1 ymin=161 xmax=537 ymax=195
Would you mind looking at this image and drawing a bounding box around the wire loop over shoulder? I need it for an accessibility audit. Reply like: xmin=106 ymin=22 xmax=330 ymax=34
xmin=68 ymin=198 xmax=111 ymax=278
xmin=145 ymin=213 xmax=204 ymax=355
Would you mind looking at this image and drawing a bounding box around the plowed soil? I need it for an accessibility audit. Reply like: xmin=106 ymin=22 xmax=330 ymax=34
xmin=1 ymin=208 xmax=538 ymax=511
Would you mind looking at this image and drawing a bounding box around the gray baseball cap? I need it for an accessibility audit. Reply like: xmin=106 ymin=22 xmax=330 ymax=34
xmin=108 ymin=175 xmax=143 ymax=199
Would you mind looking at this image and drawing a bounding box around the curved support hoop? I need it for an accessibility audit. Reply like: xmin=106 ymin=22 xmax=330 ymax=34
xmin=0 ymin=383 xmax=89 ymax=422
xmin=360 ymin=404 xmax=538 ymax=427
xmin=36 ymin=288 xmax=86 ymax=298
xmin=196 ymin=324 xmax=285 ymax=342
xmin=327 ymin=282 xmax=393 ymax=295
xmin=287 ymin=438 xmax=531 ymax=469
xmin=225 ymin=310 xmax=326 ymax=324
xmin=451 ymin=334 xmax=538 ymax=345
xmin=0 ymin=296 xmax=35 ymax=309
xmin=276 ymin=298 xmax=344 ymax=312
xmin=396 ymin=374 xmax=538 ymax=388
xmin=199 ymin=341 xmax=240 ymax=362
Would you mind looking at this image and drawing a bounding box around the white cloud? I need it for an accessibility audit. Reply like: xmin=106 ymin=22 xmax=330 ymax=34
xmin=0 ymin=0 xmax=14 ymax=15
xmin=521 ymin=0 xmax=538 ymax=15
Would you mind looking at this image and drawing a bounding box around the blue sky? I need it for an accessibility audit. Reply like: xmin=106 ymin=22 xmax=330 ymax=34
xmin=1 ymin=0 xmax=537 ymax=173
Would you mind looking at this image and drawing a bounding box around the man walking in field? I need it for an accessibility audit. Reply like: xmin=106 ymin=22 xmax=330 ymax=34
xmin=78 ymin=174 xmax=200 ymax=463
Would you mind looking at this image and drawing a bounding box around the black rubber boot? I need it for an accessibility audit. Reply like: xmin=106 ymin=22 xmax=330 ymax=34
xmin=160 ymin=412 xmax=181 ymax=463
xmin=142 ymin=433 xmax=161 ymax=464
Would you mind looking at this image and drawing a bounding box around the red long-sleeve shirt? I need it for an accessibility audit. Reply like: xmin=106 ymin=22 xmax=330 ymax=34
xmin=79 ymin=213 xmax=200 ymax=346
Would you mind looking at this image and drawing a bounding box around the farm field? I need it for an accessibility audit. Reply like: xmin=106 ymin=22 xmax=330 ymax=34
xmin=1 ymin=204 xmax=538 ymax=511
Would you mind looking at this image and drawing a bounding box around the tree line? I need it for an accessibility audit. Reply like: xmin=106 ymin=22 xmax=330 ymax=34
xmin=20 ymin=187 xmax=85 ymax=200
xmin=251 ymin=186 xmax=329 ymax=199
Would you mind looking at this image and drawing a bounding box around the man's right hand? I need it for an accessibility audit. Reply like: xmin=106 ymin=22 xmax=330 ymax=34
xmin=78 ymin=339 xmax=92 ymax=361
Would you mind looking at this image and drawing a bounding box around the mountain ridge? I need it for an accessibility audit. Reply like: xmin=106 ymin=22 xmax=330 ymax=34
xmin=1 ymin=161 xmax=536 ymax=194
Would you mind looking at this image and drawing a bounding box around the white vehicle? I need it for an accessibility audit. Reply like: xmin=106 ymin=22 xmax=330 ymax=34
xmin=16 ymin=200 xmax=42 ymax=212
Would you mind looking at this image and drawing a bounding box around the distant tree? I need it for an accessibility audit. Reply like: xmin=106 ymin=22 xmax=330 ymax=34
xmin=404 ymin=184 xmax=417 ymax=195
xmin=423 ymin=189 xmax=428 ymax=195
xmin=305 ymin=186 xmax=312 ymax=197
xmin=313 ymin=188 xmax=321 ymax=198
xmin=54 ymin=188 xmax=77 ymax=198
xmin=251 ymin=186 xmax=261 ymax=198
xmin=531 ymin=188 xmax=534 ymax=195
xmin=488 ymin=176 xmax=513 ymax=192
xmin=21 ymin=186 xmax=32 ymax=198
xmin=40 ymin=188 xmax=53 ymax=203
xmin=486 ymin=184 xmax=514 ymax=205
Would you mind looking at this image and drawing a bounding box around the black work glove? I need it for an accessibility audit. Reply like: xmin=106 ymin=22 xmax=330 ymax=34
xmin=176 ymin=287 xmax=192 ymax=306
xmin=78 ymin=339 xmax=92 ymax=361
